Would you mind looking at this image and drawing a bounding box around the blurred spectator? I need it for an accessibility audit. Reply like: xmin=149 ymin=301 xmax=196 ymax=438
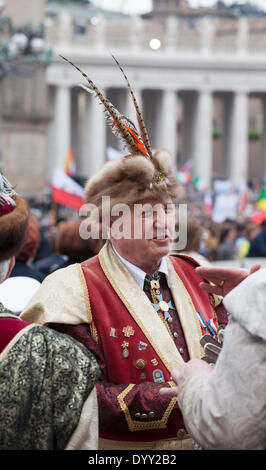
xmin=217 ymin=224 xmax=237 ymax=260
xmin=171 ymin=217 xmax=208 ymax=263
xmin=201 ymin=226 xmax=219 ymax=261
xmin=30 ymin=212 xmax=53 ymax=262
xmin=236 ymin=222 xmax=260 ymax=258
xmin=248 ymin=219 xmax=266 ymax=257
xmin=0 ymin=220 xmax=45 ymax=314
xmin=0 ymin=182 xmax=100 ymax=450
xmin=55 ymin=220 xmax=104 ymax=268
xmin=10 ymin=220 xmax=45 ymax=282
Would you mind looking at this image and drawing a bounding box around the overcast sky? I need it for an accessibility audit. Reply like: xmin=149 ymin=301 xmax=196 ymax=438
xmin=92 ymin=0 xmax=266 ymax=14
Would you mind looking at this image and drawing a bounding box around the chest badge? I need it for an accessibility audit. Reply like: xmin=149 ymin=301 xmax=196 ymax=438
xmin=110 ymin=327 xmax=117 ymax=337
xmin=135 ymin=359 xmax=146 ymax=370
xmin=153 ymin=369 xmax=165 ymax=383
xmin=138 ymin=341 xmax=147 ymax=351
xmin=122 ymin=325 xmax=135 ymax=337
xmin=153 ymin=294 xmax=174 ymax=320
xmin=121 ymin=341 xmax=129 ymax=358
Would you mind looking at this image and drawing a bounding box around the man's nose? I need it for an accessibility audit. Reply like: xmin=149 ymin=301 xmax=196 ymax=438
xmin=153 ymin=208 xmax=167 ymax=228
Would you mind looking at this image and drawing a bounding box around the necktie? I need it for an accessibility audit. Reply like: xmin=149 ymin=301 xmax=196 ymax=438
xmin=143 ymin=272 xmax=190 ymax=362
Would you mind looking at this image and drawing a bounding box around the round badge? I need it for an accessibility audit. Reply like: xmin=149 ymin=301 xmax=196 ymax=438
xmin=135 ymin=359 xmax=145 ymax=370
xmin=159 ymin=300 xmax=169 ymax=312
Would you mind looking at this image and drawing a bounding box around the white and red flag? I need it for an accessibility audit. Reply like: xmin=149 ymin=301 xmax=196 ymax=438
xmin=51 ymin=167 xmax=84 ymax=210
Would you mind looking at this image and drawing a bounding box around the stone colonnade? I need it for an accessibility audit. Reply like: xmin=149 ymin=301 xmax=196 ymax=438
xmin=49 ymin=83 xmax=266 ymax=189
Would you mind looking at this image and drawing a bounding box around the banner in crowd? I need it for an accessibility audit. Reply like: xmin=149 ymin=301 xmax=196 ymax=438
xmin=212 ymin=193 xmax=238 ymax=223
xmin=64 ymin=148 xmax=76 ymax=176
xmin=51 ymin=167 xmax=84 ymax=210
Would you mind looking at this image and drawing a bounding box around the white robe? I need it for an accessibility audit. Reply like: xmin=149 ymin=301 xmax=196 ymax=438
xmin=178 ymin=268 xmax=266 ymax=450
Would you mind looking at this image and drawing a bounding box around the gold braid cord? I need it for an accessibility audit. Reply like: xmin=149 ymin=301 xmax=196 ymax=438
xmin=117 ymin=383 xmax=177 ymax=432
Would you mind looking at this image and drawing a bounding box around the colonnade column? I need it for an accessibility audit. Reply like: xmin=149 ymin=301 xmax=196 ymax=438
xmin=53 ymin=84 xmax=71 ymax=169
xmin=227 ymin=91 xmax=249 ymax=189
xmin=192 ymin=89 xmax=213 ymax=189
xmin=81 ymin=91 xmax=106 ymax=177
xmin=262 ymin=97 xmax=266 ymax=182
xmin=157 ymin=88 xmax=178 ymax=163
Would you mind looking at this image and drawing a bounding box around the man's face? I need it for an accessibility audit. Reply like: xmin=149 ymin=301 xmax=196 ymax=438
xmin=110 ymin=197 xmax=175 ymax=271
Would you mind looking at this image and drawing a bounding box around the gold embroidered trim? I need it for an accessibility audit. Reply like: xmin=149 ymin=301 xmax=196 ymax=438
xmin=90 ymin=320 xmax=99 ymax=344
xmin=99 ymin=437 xmax=192 ymax=450
xmin=166 ymin=258 xmax=204 ymax=358
xmin=117 ymin=384 xmax=177 ymax=432
xmin=178 ymin=276 xmax=203 ymax=356
xmin=76 ymin=263 xmax=92 ymax=324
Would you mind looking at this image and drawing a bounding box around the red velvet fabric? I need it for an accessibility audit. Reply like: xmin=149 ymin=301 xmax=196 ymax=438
xmin=0 ymin=316 xmax=29 ymax=353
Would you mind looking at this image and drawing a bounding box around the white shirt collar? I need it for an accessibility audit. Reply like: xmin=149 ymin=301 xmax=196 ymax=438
xmin=112 ymin=245 xmax=169 ymax=288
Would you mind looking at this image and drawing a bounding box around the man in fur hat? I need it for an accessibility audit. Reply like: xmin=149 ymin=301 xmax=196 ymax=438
xmin=21 ymin=58 xmax=228 ymax=450
xmin=0 ymin=174 xmax=99 ymax=450
xmin=21 ymin=150 xmax=229 ymax=450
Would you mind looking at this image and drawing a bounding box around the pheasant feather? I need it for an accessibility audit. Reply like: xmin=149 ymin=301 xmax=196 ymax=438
xmin=111 ymin=54 xmax=152 ymax=159
xmin=60 ymin=55 xmax=147 ymax=156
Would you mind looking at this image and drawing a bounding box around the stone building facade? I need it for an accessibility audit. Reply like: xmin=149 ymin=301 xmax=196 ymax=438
xmin=2 ymin=0 xmax=266 ymax=195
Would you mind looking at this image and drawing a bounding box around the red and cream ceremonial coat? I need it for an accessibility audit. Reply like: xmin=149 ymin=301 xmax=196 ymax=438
xmin=21 ymin=242 xmax=227 ymax=450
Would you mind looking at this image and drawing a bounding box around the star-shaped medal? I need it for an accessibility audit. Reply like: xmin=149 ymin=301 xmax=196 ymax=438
xmin=153 ymin=295 xmax=174 ymax=320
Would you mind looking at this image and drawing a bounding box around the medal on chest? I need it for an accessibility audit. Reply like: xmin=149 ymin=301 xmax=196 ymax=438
xmin=145 ymin=272 xmax=174 ymax=320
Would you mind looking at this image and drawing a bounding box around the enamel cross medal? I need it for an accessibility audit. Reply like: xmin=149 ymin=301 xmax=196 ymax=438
xmin=153 ymin=294 xmax=174 ymax=320
xmin=147 ymin=274 xmax=174 ymax=321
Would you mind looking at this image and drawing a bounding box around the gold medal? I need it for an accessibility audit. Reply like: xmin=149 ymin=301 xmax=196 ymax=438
xmin=159 ymin=300 xmax=169 ymax=312
xmin=150 ymin=279 xmax=160 ymax=290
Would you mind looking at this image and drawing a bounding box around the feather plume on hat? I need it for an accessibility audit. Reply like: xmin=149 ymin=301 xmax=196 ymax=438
xmin=0 ymin=173 xmax=29 ymax=262
xmin=60 ymin=55 xmax=180 ymax=219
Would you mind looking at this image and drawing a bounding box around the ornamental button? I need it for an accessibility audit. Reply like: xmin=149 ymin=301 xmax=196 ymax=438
xmin=148 ymin=411 xmax=155 ymax=418
xmin=135 ymin=359 xmax=145 ymax=370
xmin=177 ymin=429 xmax=187 ymax=440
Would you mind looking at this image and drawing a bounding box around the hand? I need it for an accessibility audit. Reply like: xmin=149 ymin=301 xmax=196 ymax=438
xmin=160 ymin=360 xmax=212 ymax=398
xmin=195 ymin=264 xmax=260 ymax=297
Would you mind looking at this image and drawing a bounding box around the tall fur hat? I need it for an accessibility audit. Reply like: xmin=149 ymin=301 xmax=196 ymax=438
xmin=0 ymin=174 xmax=29 ymax=262
xmin=85 ymin=149 xmax=180 ymax=221
xmin=61 ymin=55 xmax=181 ymax=219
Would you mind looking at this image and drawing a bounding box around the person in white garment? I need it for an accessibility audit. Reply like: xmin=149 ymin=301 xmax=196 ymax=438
xmin=160 ymin=264 xmax=266 ymax=450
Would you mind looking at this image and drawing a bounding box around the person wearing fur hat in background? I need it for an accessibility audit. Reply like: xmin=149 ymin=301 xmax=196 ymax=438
xmin=21 ymin=57 xmax=229 ymax=450
xmin=0 ymin=174 xmax=100 ymax=450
